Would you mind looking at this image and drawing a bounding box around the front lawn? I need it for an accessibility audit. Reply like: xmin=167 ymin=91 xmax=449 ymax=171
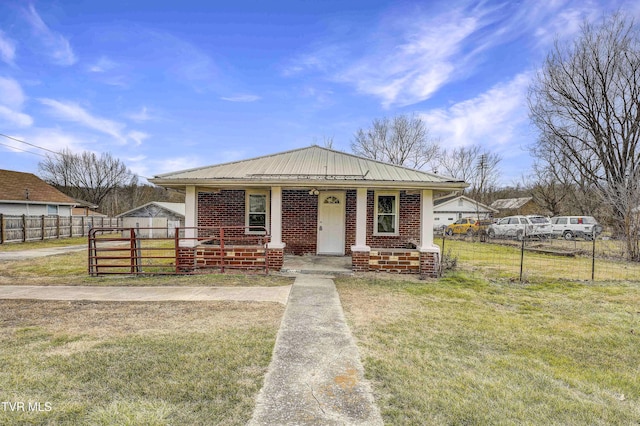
xmin=337 ymin=274 xmax=640 ymax=425
xmin=0 ymin=300 xmax=283 ymax=425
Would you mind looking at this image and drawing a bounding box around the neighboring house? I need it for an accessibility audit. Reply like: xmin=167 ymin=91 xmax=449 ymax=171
xmin=433 ymin=194 xmax=498 ymax=229
xmin=72 ymin=199 xmax=105 ymax=217
xmin=117 ymin=202 xmax=185 ymax=238
xmin=0 ymin=169 xmax=76 ymax=216
xmin=490 ymin=197 xmax=538 ymax=216
xmin=150 ymin=146 xmax=467 ymax=276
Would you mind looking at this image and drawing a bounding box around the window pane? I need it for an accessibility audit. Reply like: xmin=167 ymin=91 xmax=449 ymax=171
xmin=249 ymin=194 xmax=266 ymax=213
xmin=249 ymin=213 xmax=265 ymax=227
xmin=378 ymin=195 xmax=395 ymax=214
xmin=377 ymin=215 xmax=395 ymax=233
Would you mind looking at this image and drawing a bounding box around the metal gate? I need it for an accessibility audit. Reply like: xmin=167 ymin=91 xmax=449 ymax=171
xmin=88 ymin=226 xmax=271 ymax=276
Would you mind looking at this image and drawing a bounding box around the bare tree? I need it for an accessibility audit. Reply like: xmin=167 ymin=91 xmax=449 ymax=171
xmin=351 ymin=114 xmax=440 ymax=169
xmin=39 ymin=148 xmax=137 ymax=211
xmin=528 ymin=13 xmax=640 ymax=259
xmin=437 ymin=145 xmax=501 ymax=203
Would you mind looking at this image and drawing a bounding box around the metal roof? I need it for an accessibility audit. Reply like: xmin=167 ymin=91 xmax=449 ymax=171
xmin=151 ymin=146 xmax=467 ymax=190
xmin=116 ymin=202 xmax=185 ymax=218
xmin=490 ymin=197 xmax=533 ymax=210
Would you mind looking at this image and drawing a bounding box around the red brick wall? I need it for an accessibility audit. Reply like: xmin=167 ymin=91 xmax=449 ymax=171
xmin=282 ymin=190 xmax=317 ymax=255
xmin=365 ymin=191 xmax=420 ymax=249
xmin=176 ymin=245 xmax=283 ymax=272
xmin=197 ymin=190 xmax=245 ymax=239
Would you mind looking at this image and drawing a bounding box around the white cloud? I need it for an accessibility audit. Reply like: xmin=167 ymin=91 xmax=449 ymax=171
xmin=127 ymin=106 xmax=153 ymax=122
xmin=0 ymin=31 xmax=16 ymax=65
xmin=0 ymin=105 xmax=33 ymax=127
xmin=420 ymin=73 xmax=532 ymax=149
xmin=0 ymin=77 xmax=26 ymax=108
xmin=23 ymin=4 xmax=76 ymax=66
xmin=88 ymin=56 xmax=117 ymax=73
xmin=39 ymin=98 xmax=125 ymax=142
xmin=220 ymin=94 xmax=261 ymax=102
xmin=127 ymin=130 xmax=149 ymax=146
xmin=0 ymin=77 xmax=32 ymax=127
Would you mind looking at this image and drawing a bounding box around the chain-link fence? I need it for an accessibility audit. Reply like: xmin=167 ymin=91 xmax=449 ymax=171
xmin=437 ymin=231 xmax=640 ymax=282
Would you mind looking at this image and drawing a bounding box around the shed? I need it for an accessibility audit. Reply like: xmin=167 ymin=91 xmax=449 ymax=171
xmin=117 ymin=202 xmax=185 ymax=238
xmin=433 ymin=194 xmax=498 ymax=229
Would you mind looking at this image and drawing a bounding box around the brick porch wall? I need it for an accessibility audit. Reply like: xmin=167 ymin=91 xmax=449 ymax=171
xmin=282 ymin=190 xmax=317 ymax=255
xmin=175 ymin=245 xmax=282 ymax=272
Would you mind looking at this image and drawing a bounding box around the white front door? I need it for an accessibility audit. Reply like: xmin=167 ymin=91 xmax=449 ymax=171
xmin=317 ymin=191 xmax=345 ymax=255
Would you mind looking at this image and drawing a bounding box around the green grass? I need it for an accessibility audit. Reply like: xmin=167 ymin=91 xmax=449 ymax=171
xmin=0 ymin=236 xmax=88 ymax=251
xmin=0 ymin=248 xmax=292 ymax=286
xmin=0 ymin=300 xmax=283 ymax=425
xmin=337 ymin=274 xmax=640 ymax=425
xmin=437 ymin=238 xmax=640 ymax=281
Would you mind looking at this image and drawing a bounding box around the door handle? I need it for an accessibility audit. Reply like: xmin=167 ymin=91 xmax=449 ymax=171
xmin=319 ymin=225 xmax=323 ymax=231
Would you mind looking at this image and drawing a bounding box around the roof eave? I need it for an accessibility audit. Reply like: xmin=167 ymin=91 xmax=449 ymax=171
xmin=149 ymin=177 xmax=468 ymax=191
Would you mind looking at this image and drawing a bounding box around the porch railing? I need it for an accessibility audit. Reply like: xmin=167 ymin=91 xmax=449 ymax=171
xmin=88 ymin=226 xmax=270 ymax=276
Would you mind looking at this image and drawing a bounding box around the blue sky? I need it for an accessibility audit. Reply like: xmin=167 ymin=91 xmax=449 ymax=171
xmin=0 ymin=0 xmax=636 ymax=184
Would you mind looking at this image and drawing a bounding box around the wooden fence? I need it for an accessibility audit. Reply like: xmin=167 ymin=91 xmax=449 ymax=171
xmin=0 ymin=214 xmax=122 ymax=244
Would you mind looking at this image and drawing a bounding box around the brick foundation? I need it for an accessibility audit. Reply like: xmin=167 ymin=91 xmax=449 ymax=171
xmin=351 ymin=250 xmax=370 ymax=272
xmin=419 ymin=250 xmax=440 ymax=278
xmin=368 ymin=249 xmax=421 ymax=274
xmin=175 ymin=245 xmax=283 ymax=273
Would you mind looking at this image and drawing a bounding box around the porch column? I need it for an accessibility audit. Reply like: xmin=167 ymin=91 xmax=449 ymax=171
xmin=351 ymin=187 xmax=370 ymax=272
xmin=183 ymin=185 xmax=197 ymax=246
xmin=268 ymin=186 xmax=286 ymax=249
xmin=419 ymin=189 xmax=440 ymax=277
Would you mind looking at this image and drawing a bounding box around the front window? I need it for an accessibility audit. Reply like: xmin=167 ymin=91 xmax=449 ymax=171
xmin=246 ymin=191 xmax=269 ymax=234
xmin=375 ymin=192 xmax=398 ymax=235
xmin=47 ymin=205 xmax=58 ymax=215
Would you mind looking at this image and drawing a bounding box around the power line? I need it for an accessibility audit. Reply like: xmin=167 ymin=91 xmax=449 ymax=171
xmin=0 ymin=133 xmax=60 ymax=155
xmin=0 ymin=140 xmax=48 ymax=158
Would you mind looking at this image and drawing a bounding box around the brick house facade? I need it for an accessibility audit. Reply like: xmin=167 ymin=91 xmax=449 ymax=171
xmin=150 ymin=146 xmax=467 ymax=277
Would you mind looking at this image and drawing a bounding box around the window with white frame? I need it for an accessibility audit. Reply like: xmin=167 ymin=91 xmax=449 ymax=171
xmin=246 ymin=190 xmax=269 ymax=234
xmin=47 ymin=205 xmax=58 ymax=215
xmin=374 ymin=192 xmax=399 ymax=235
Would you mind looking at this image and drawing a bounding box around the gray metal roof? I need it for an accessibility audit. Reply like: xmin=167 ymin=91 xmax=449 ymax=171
xmin=151 ymin=146 xmax=466 ymax=190
xmin=434 ymin=194 xmax=499 ymax=213
xmin=490 ymin=197 xmax=533 ymax=210
xmin=117 ymin=202 xmax=185 ymax=218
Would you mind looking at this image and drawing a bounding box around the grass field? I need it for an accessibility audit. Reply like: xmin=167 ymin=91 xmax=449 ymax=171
xmin=437 ymin=237 xmax=640 ymax=281
xmin=0 ymin=246 xmax=292 ymax=286
xmin=337 ymin=274 xmax=640 ymax=425
xmin=0 ymin=299 xmax=283 ymax=425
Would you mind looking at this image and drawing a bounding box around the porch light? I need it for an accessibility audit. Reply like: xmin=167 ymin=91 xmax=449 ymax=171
xmin=308 ymin=188 xmax=319 ymax=195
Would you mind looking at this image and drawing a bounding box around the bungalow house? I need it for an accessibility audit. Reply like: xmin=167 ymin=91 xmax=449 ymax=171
xmin=433 ymin=194 xmax=498 ymax=229
xmin=0 ymin=169 xmax=76 ymax=216
xmin=117 ymin=202 xmax=185 ymax=238
xmin=150 ymin=146 xmax=467 ymax=276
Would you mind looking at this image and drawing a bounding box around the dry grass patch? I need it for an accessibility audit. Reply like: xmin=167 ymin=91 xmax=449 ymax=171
xmin=337 ymin=274 xmax=640 ymax=425
xmin=0 ymin=299 xmax=283 ymax=425
xmin=0 ymin=237 xmax=88 ymax=252
xmin=0 ymin=249 xmax=292 ymax=286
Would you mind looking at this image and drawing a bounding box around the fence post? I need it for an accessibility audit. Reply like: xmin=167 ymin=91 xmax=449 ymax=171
xmin=56 ymin=215 xmax=60 ymax=239
xmin=22 ymin=214 xmax=26 ymax=242
xmin=591 ymin=231 xmax=596 ymax=281
xmin=41 ymin=215 xmax=45 ymax=240
xmin=81 ymin=216 xmax=85 ymax=237
xmin=519 ymin=231 xmax=525 ymax=282
xmin=0 ymin=213 xmax=4 ymax=244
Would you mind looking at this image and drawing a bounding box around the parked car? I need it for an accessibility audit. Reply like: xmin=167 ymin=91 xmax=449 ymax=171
xmin=445 ymin=217 xmax=492 ymax=236
xmin=550 ymin=216 xmax=602 ymax=240
xmin=487 ymin=215 xmax=553 ymax=240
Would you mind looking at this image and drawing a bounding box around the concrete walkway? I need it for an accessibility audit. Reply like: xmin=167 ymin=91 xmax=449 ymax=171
xmin=249 ymin=275 xmax=383 ymax=425
xmin=0 ymin=285 xmax=291 ymax=304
